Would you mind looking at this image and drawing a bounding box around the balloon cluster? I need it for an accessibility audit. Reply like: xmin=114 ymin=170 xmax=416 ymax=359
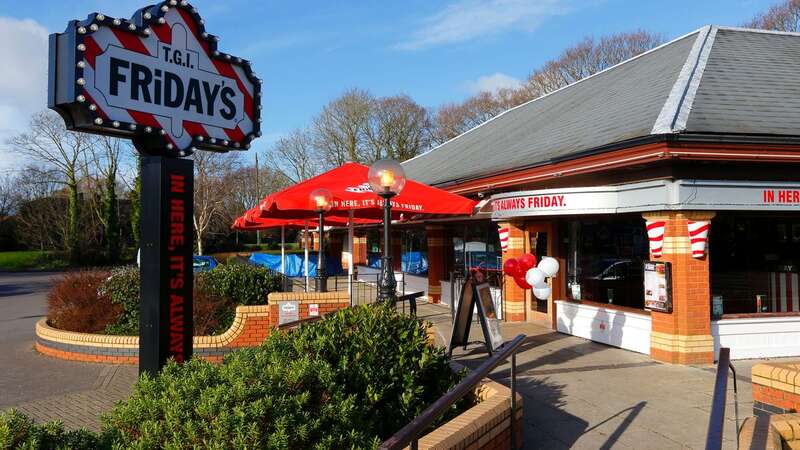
xmin=503 ymin=254 xmax=560 ymax=300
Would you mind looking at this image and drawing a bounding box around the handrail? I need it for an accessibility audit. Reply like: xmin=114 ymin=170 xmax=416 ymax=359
xmin=397 ymin=291 xmax=423 ymax=316
xmin=706 ymin=347 xmax=739 ymax=450
xmin=380 ymin=334 xmax=526 ymax=450
xmin=276 ymin=314 xmax=323 ymax=331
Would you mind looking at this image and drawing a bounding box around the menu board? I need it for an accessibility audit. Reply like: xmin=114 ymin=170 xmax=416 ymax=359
xmin=448 ymin=278 xmax=505 ymax=356
xmin=643 ymin=261 xmax=672 ymax=313
xmin=475 ymin=283 xmax=504 ymax=350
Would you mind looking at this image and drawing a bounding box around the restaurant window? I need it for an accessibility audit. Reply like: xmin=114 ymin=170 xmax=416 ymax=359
xmin=710 ymin=213 xmax=800 ymax=315
xmin=365 ymin=228 xmax=429 ymax=275
xmin=451 ymin=222 xmax=502 ymax=286
xmin=562 ymin=215 xmax=649 ymax=309
xmin=401 ymin=228 xmax=428 ymax=275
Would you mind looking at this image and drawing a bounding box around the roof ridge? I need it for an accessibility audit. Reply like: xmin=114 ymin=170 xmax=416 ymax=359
xmin=716 ymin=25 xmax=800 ymax=37
xmin=403 ymin=26 xmax=708 ymax=167
xmin=651 ymin=25 xmax=717 ymax=134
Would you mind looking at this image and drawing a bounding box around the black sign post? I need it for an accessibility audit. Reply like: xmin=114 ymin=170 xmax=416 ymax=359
xmin=139 ymin=156 xmax=193 ymax=375
xmin=48 ymin=2 xmax=260 ymax=376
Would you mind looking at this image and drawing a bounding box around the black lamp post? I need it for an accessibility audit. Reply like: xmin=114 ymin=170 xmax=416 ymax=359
xmin=310 ymin=188 xmax=332 ymax=292
xmin=368 ymin=159 xmax=406 ymax=303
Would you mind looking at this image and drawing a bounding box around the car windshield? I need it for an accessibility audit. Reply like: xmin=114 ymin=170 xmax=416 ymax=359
xmin=586 ymin=258 xmax=632 ymax=278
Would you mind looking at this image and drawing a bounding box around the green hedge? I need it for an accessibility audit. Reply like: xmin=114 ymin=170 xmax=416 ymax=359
xmin=101 ymin=263 xmax=283 ymax=335
xmin=4 ymin=304 xmax=469 ymax=449
xmin=0 ymin=410 xmax=100 ymax=449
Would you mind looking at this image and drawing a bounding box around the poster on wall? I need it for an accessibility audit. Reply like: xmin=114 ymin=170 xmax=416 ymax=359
xmin=643 ymin=261 xmax=672 ymax=313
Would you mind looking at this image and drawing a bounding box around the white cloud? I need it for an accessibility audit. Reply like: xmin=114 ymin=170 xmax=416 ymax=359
xmin=465 ymin=72 xmax=522 ymax=94
xmin=0 ymin=17 xmax=49 ymax=171
xmin=395 ymin=0 xmax=575 ymax=51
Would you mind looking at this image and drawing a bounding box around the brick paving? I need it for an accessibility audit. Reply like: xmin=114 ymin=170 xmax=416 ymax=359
xmin=10 ymin=365 xmax=137 ymax=431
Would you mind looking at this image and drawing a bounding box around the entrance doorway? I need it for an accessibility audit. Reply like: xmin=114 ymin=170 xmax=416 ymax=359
xmin=525 ymin=222 xmax=554 ymax=323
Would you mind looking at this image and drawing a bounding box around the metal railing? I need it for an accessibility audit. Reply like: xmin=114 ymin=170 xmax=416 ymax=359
xmin=284 ymin=272 xmax=408 ymax=306
xmin=705 ymin=347 xmax=740 ymax=450
xmin=380 ymin=334 xmax=526 ymax=450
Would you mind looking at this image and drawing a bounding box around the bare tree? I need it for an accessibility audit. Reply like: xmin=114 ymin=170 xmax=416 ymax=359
xmin=0 ymin=174 xmax=19 ymax=218
xmin=312 ymin=88 xmax=373 ymax=167
xmin=10 ymin=112 xmax=91 ymax=263
xmin=265 ymin=129 xmax=322 ymax=183
xmin=745 ymin=0 xmax=800 ymax=31
xmin=193 ymin=151 xmax=239 ymax=255
xmin=366 ymin=95 xmax=432 ymax=162
xmin=432 ymin=30 xmax=663 ymax=145
xmin=86 ymin=136 xmax=129 ymax=262
xmin=432 ymin=92 xmax=507 ymax=144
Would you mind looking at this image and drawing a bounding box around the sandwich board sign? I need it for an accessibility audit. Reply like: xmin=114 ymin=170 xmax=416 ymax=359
xmin=48 ymin=1 xmax=261 ymax=376
xmin=448 ymin=277 xmax=505 ymax=357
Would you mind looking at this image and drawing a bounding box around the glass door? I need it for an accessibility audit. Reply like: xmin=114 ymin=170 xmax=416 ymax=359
xmin=526 ymin=222 xmax=553 ymax=323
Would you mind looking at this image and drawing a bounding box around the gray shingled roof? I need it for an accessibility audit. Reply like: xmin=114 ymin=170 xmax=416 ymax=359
xmin=403 ymin=26 xmax=800 ymax=186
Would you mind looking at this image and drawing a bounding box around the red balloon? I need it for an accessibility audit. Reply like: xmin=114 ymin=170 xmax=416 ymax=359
xmin=513 ymin=275 xmax=532 ymax=289
xmin=503 ymin=258 xmax=521 ymax=278
xmin=518 ymin=253 xmax=537 ymax=272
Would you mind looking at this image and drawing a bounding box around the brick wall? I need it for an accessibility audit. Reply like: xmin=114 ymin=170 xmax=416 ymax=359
xmin=426 ymin=225 xmax=444 ymax=303
xmin=645 ymin=211 xmax=715 ymax=364
xmin=499 ymin=221 xmax=526 ymax=322
xmin=35 ymin=291 xmax=351 ymax=365
xmin=416 ymin=377 xmax=524 ymax=449
xmin=752 ymin=362 xmax=800 ymax=416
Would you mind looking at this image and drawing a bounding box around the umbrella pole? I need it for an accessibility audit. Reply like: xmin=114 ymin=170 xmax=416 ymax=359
xmin=304 ymin=221 xmax=309 ymax=292
xmin=281 ymin=225 xmax=285 ymax=275
xmin=348 ymin=210 xmax=354 ymax=306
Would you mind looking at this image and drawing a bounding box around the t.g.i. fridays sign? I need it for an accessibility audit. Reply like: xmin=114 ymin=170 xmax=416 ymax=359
xmin=48 ymin=0 xmax=261 ymax=156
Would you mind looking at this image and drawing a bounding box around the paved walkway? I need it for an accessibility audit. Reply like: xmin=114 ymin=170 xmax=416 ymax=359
xmin=417 ymin=302 xmax=762 ymax=450
xmin=0 ymin=272 xmax=137 ymax=431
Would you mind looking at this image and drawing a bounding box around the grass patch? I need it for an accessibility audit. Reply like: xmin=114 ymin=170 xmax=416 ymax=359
xmin=0 ymin=251 xmax=67 ymax=271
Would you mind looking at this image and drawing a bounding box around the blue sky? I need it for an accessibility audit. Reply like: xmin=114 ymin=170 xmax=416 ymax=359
xmin=0 ymin=0 xmax=778 ymax=169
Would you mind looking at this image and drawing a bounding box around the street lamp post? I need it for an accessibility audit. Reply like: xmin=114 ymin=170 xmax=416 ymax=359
xmin=310 ymin=188 xmax=332 ymax=292
xmin=368 ymin=159 xmax=406 ymax=303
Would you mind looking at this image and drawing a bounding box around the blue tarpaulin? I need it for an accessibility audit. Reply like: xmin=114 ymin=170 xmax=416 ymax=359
xmin=402 ymin=251 xmax=428 ymax=275
xmin=366 ymin=252 xmax=428 ymax=275
xmin=193 ymin=255 xmax=218 ymax=272
xmin=249 ymin=252 xmax=343 ymax=277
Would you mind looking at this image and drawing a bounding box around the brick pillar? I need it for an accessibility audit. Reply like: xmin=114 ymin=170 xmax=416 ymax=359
xmin=500 ymin=221 xmax=526 ymax=322
xmin=426 ymin=225 xmax=445 ymax=303
xmin=300 ymin=231 xmax=312 ymax=252
xmin=645 ymin=211 xmax=715 ymax=364
xmin=352 ymin=232 xmax=368 ymax=266
xmin=311 ymin=232 xmax=320 ymax=252
xmin=391 ymin=230 xmax=402 ymax=271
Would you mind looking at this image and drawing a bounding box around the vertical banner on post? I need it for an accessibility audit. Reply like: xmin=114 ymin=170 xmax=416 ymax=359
xmin=140 ymin=156 xmax=194 ymax=375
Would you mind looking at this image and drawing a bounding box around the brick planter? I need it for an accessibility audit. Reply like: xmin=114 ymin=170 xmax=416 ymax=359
xmin=35 ymin=291 xmax=350 ymax=364
xmin=752 ymin=362 xmax=800 ymax=416
xmin=415 ymin=375 xmax=524 ymax=450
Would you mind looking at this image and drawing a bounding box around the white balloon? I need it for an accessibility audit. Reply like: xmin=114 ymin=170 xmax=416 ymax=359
xmin=533 ymin=285 xmax=552 ymax=300
xmin=533 ymin=280 xmax=549 ymax=290
xmin=525 ymin=267 xmax=545 ymax=287
xmin=538 ymin=256 xmax=560 ymax=277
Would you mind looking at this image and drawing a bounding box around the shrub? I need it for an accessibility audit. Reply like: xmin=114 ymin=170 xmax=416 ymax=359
xmin=47 ymin=270 xmax=120 ymax=333
xmin=0 ymin=409 xmax=100 ymax=449
xmin=197 ymin=263 xmax=284 ymax=307
xmin=100 ymin=266 xmax=139 ymax=335
xmin=46 ymin=264 xmax=284 ymax=336
xmin=101 ymin=304 xmax=467 ymax=448
xmin=192 ymin=289 xmax=236 ymax=336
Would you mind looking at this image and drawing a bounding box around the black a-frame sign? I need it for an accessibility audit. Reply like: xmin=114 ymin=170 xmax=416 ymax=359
xmin=447 ymin=277 xmax=505 ymax=357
